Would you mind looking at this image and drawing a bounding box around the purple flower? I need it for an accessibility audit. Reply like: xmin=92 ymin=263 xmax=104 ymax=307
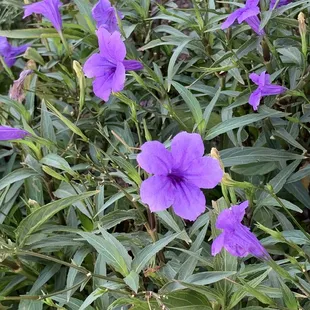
xmin=212 ymin=201 xmax=269 ymax=258
xmin=270 ymin=0 xmax=291 ymax=8
xmin=92 ymin=0 xmax=123 ymax=32
xmin=0 ymin=37 xmax=29 ymax=68
xmin=0 ymin=126 xmax=29 ymax=140
xmin=83 ymin=27 xmax=143 ymax=102
xmin=221 ymin=0 xmax=265 ymax=35
xmin=9 ymin=69 xmax=33 ymax=103
xmin=137 ymin=132 xmax=224 ymax=221
xmin=23 ymin=0 xmax=63 ymax=32
xmin=249 ymin=71 xmax=286 ymax=110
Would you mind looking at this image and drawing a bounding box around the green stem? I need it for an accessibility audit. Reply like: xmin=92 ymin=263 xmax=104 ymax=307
xmin=264 ymin=185 xmax=310 ymax=242
xmin=0 ymin=55 xmax=15 ymax=80
xmin=59 ymin=30 xmax=71 ymax=57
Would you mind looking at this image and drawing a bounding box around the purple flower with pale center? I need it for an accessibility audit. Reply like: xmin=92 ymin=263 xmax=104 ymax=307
xmin=221 ymin=0 xmax=265 ymax=35
xmin=9 ymin=69 xmax=33 ymax=103
xmin=92 ymin=0 xmax=123 ymax=32
xmin=212 ymin=201 xmax=269 ymax=258
xmin=0 ymin=126 xmax=29 ymax=140
xmin=0 ymin=37 xmax=29 ymax=68
xmin=270 ymin=0 xmax=291 ymax=8
xmin=249 ymin=71 xmax=286 ymax=110
xmin=23 ymin=0 xmax=63 ymax=32
xmin=137 ymin=132 xmax=224 ymax=221
xmin=83 ymin=27 xmax=143 ymax=102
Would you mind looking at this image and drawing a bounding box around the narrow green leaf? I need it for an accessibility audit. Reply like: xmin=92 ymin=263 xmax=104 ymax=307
xmin=16 ymin=191 xmax=98 ymax=246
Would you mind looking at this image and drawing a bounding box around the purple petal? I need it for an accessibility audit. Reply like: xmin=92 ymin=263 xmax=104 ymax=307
xmin=0 ymin=126 xmax=29 ymax=140
xmin=123 ymin=60 xmax=143 ymax=71
xmin=231 ymin=201 xmax=249 ymax=222
xmin=245 ymin=16 xmax=265 ymax=35
xmin=171 ymin=132 xmax=204 ymax=171
xmin=211 ymin=233 xmax=225 ymax=256
xmin=92 ymin=0 xmax=123 ymax=32
xmin=92 ymin=73 xmax=114 ymax=101
xmin=97 ymin=27 xmax=126 ymax=63
xmin=249 ymin=88 xmax=262 ymax=111
xmin=249 ymin=73 xmax=260 ymax=86
xmin=270 ymin=0 xmax=291 ymax=9
xmin=261 ymin=84 xmax=286 ymax=96
xmin=83 ymin=53 xmax=115 ymax=78
xmin=112 ymin=62 xmax=125 ymax=92
xmin=23 ymin=0 xmax=62 ymax=31
xmin=173 ymin=181 xmax=206 ymax=220
xmin=258 ymin=71 xmax=267 ymax=87
xmin=140 ymin=176 xmax=175 ymax=212
xmin=221 ymin=9 xmax=242 ymax=29
xmin=182 ymin=156 xmax=223 ymax=189
xmin=0 ymin=38 xmax=29 ymax=68
xmin=229 ymin=225 xmax=268 ymax=258
xmin=237 ymin=7 xmax=260 ymax=23
xmin=137 ymin=141 xmax=173 ymax=175
xmin=0 ymin=37 xmax=11 ymax=55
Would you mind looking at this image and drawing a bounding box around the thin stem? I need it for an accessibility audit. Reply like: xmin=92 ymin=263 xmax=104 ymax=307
xmin=264 ymin=185 xmax=310 ymax=242
xmin=59 ymin=30 xmax=71 ymax=57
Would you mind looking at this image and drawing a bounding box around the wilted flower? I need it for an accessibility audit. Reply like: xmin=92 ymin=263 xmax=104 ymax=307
xmin=92 ymin=0 xmax=123 ymax=32
xmin=0 ymin=37 xmax=29 ymax=68
xmin=249 ymin=71 xmax=286 ymax=110
xmin=83 ymin=27 xmax=143 ymax=101
xmin=23 ymin=0 xmax=63 ymax=32
xmin=137 ymin=132 xmax=223 ymax=221
xmin=270 ymin=0 xmax=291 ymax=8
xmin=221 ymin=0 xmax=264 ymax=35
xmin=0 ymin=126 xmax=29 ymax=140
xmin=212 ymin=201 xmax=269 ymax=258
xmin=9 ymin=69 xmax=33 ymax=103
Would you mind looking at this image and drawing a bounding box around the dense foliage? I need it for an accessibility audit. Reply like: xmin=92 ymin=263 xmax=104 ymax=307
xmin=1 ymin=0 xmax=310 ymax=309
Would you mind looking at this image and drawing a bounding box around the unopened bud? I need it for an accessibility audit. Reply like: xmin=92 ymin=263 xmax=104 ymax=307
xmin=210 ymin=147 xmax=224 ymax=170
xmin=298 ymin=12 xmax=306 ymax=35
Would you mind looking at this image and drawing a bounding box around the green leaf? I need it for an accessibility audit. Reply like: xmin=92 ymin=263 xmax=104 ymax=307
xmin=171 ymin=81 xmax=205 ymax=134
xmin=167 ymin=38 xmax=192 ymax=91
xmin=124 ymin=271 xmax=140 ymax=293
xmin=205 ymin=110 xmax=288 ymax=140
xmin=15 ymin=191 xmax=98 ymax=246
xmin=220 ymin=147 xmax=305 ymax=167
xmin=132 ymin=232 xmax=183 ymax=273
xmin=45 ymin=100 xmax=88 ymax=142
xmin=79 ymin=232 xmax=130 ymax=276
xmin=0 ymin=168 xmax=38 ymax=191
xmin=203 ymin=87 xmax=221 ymax=127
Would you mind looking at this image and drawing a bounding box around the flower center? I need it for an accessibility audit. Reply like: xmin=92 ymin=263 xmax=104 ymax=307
xmin=168 ymin=170 xmax=184 ymax=185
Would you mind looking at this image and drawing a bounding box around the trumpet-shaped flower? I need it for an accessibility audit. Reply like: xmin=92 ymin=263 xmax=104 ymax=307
xmin=0 ymin=126 xmax=29 ymax=140
xmin=212 ymin=201 xmax=269 ymax=258
xmin=221 ymin=0 xmax=264 ymax=35
xmin=83 ymin=27 xmax=143 ymax=101
xmin=249 ymin=71 xmax=286 ymax=110
xmin=23 ymin=0 xmax=63 ymax=32
xmin=92 ymin=0 xmax=123 ymax=32
xmin=137 ymin=132 xmax=223 ymax=221
xmin=0 ymin=37 xmax=29 ymax=68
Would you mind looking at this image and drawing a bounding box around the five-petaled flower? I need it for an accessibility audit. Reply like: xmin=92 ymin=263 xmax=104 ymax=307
xmin=221 ymin=0 xmax=264 ymax=35
xmin=249 ymin=71 xmax=286 ymax=110
xmin=23 ymin=0 xmax=63 ymax=32
xmin=0 ymin=37 xmax=29 ymax=68
xmin=137 ymin=132 xmax=223 ymax=221
xmin=92 ymin=0 xmax=123 ymax=32
xmin=0 ymin=126 xmax=29 ymax=141
xmin=83 ymin=26 xmax=143 ymax=102
xmin=212 ymin=201 xmax=269 ymax=258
